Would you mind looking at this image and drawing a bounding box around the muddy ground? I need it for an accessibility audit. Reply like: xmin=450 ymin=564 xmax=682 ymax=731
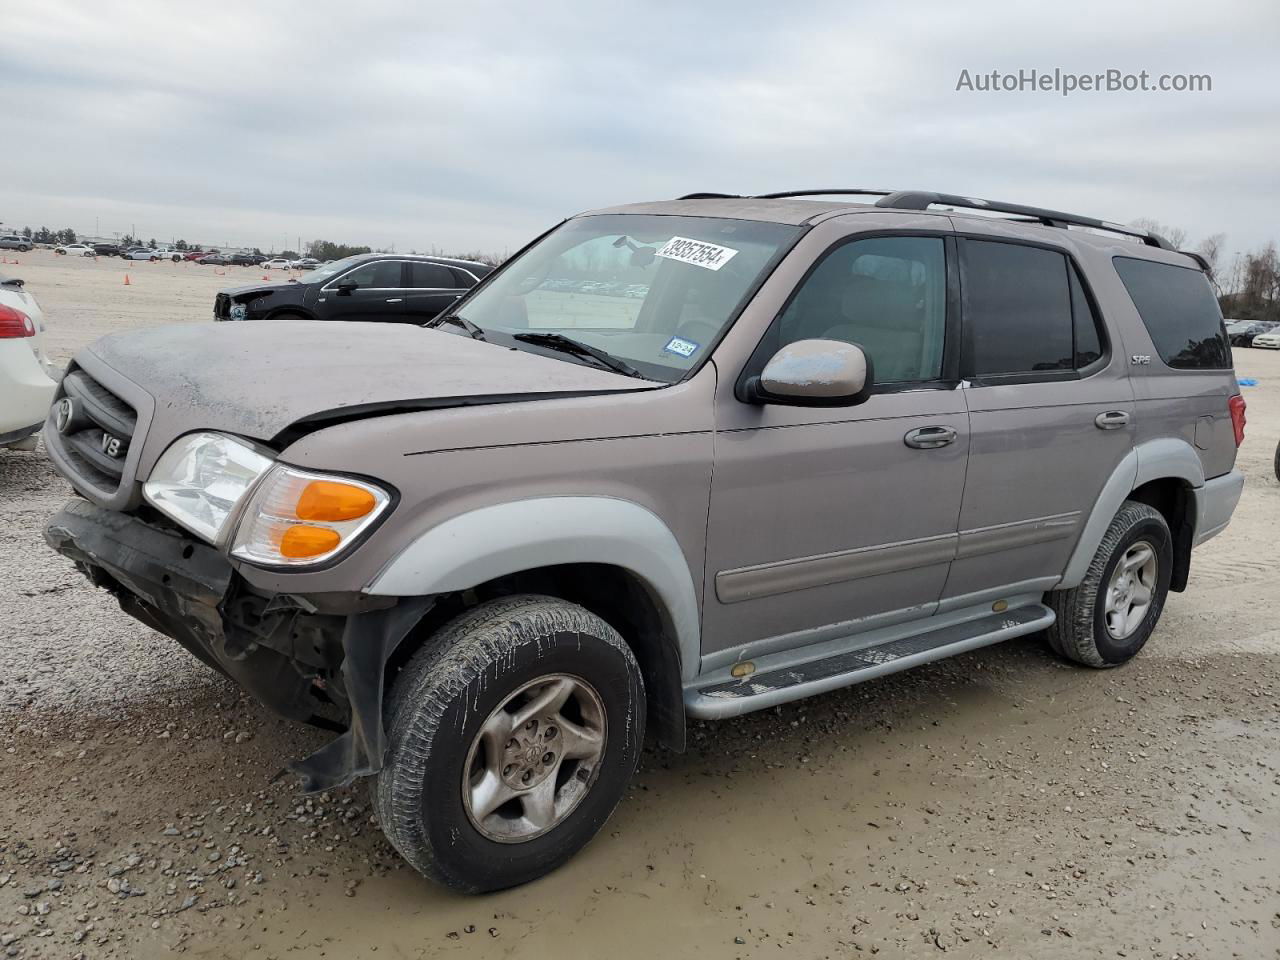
xmin=1 ymin=250 xmax=1277 ymax=959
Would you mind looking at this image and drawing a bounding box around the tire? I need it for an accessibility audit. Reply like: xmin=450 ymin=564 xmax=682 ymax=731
xmin=374 ymin=594 xmax=645 ymax=893
xmin=1046 ymin=501 xmax=1172 ymax=667
xmin=19 ymin=244 xmax=30 ymax=252
xmin=55 ymin=249 xmax=65 ymax=256
xmin=1273 ymin=439 xmax=1280 ymax=483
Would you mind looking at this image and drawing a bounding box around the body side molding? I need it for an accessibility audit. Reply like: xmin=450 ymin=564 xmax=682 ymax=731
xmin=364 ymin=496 xmax=702 ymax=680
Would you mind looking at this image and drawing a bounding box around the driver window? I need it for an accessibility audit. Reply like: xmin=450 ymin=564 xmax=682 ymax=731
xmin=339 ymin=260 xmax=403 ymax=289
xmin=777 ymin=236 xmax=947 ymax=383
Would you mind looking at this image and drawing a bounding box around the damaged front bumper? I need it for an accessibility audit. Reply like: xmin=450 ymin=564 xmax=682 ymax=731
xmin=44 ymin=498 xmax=430 ymax=792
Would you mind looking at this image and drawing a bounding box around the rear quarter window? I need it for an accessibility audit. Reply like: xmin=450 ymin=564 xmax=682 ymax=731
xmin=1112 ymin=257 xmax=1230 ymax=369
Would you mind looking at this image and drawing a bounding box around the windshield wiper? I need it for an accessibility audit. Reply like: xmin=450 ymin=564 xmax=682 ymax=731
xmin=512 ymin=332 xmax=645 ymax=378
xmin=427 ymin=313 xmax=486 ymax=341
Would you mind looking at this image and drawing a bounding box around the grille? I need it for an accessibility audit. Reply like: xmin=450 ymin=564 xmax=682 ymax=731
xmin=214 ymin=293 xmax=231 ymax=320
xmin=51 ymin=367 xmax=138 ymax=495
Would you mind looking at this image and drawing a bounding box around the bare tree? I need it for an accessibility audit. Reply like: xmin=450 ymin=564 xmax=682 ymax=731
xmin=1129 ymin=217 xmax=1188 ymax=249
xmin=1196 ymin=233 xmax=1226 ymax=292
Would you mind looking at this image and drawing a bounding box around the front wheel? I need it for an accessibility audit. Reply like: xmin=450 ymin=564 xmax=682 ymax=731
xmin=1047 ymin=501 xmax=1172 ymax=667
xmin=374 ymin=595 xmax=645 ymax=893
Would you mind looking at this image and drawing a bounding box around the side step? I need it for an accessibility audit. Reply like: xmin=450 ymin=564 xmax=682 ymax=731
xmin=685 ymin=604 xmax=1054 ymax=719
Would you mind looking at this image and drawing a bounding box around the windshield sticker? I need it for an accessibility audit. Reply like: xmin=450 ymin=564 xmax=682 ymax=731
xmin=663 ymin=336 xmax=700 ymax=358
xmin=655 ymin=236 xmax=739 ymax=271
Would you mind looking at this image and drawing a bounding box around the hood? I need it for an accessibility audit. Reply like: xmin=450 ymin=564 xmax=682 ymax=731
xmin=86 ymin=320 xmax=657 ymax=458
xmin=220 ymin=281 xmax=304 ymax=303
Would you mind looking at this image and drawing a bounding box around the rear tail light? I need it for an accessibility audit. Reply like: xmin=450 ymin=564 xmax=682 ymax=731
xmin=1228 ymin=394 xmax=1246 ymax=447
xmin=0 ymin=303 xmax=35 ymax=338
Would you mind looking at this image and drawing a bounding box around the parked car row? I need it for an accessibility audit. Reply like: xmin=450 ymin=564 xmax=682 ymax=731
xmin=1226 ymin=319 xmax=1280 ymax=348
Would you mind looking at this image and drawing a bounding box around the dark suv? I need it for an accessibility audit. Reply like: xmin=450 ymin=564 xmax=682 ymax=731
xmin=214 ymin=253 xmax=492 ymax=323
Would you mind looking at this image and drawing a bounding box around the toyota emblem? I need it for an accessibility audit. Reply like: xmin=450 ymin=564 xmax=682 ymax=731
xmin=55 ymin=397 xmax=76 ymax=433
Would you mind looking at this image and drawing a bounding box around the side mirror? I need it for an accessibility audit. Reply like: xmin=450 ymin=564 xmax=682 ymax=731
xmin=744 ymin=339 xmax=872 ymax=406
xmin=335 ymin=279 xmax=358 ymax=295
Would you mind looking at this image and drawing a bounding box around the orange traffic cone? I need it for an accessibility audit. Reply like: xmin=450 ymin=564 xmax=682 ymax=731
xmin=123 ymin=274 xmax=131 ymax=286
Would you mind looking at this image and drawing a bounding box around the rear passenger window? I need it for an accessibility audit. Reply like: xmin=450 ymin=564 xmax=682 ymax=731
xmin=776 ymin=236 xmax=948 ymax=383
xmin=961 ymin=241 xmax=1074 ymax=377
xmin=1112 ymin=257 xmax=1230 ymax=369
xmin=450 ymin=267 xmax=479 ymax=288
xmin=409 ymin=263 xmax=456 ymax=288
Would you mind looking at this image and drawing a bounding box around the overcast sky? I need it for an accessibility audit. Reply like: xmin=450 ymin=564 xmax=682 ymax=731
xmin=1 ymin=1 xmax=1276 ymax=256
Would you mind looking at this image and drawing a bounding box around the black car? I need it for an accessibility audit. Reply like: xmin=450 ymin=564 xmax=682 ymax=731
xmin=1226 ymin=319 xmax=1279 ymax=347
xmin=92 ymin=242 xmax=120 ymax=256
xmin=224 ymin=253 xmax=261 ymax=266
xmin=198 ymin=253 xmax=233 ymax=265
xmin=213 ymin=254 xmax=492 ymax=323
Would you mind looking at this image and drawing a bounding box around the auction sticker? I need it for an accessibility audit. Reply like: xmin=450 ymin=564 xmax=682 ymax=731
xmin=663 ymin=336 xmax=700 ymax=358
xmin=655 ymin=236 xmax=739 ymax=271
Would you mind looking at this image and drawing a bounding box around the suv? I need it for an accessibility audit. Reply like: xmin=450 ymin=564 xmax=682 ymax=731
xmin=41 ymin=189 xmax=1245 ymax=893
xmin=212 ymin=253 xmax=490 ymax=323
xmin=0 ymin=234 xmax=33 ymax=252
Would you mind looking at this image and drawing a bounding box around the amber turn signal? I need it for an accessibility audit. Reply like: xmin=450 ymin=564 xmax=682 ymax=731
xmin=279 ymin=524 xmax=343 ymax=559
xmin=295 ymin=480 xmax=377 ymax=522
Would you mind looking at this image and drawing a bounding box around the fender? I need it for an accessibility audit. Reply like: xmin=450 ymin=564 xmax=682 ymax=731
xmin=364 ymin=496 xmax=702 ymax=680
xmin=1059 ymin=438 xmax=1203 ymax=589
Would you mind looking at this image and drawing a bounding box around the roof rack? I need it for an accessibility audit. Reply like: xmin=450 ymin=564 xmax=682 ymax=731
xmin=872 ymin=191 xmax=1174 ymax=250
xmin=754 ymin=189 xmax=894 ymax=200
xmin=675 ymin=188 xmax=1176 ymax=252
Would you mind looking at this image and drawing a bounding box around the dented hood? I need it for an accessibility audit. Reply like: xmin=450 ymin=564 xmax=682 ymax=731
xmin=85 ymin=320 xmax=655 ymax=465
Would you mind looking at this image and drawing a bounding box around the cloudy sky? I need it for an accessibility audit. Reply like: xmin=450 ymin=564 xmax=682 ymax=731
xmin=1 ymin=1 xmax=1276 ymax=257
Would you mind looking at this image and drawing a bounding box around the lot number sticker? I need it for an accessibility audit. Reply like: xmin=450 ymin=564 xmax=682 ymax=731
xmin=663 ymin=336 xmax=700 ymax=358
xmin=656 ymin=236 xmax=739 ymax=271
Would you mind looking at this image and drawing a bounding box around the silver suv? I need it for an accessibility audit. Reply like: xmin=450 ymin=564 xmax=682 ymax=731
xmin=42 ymin=189 xmax=1245 ymax=892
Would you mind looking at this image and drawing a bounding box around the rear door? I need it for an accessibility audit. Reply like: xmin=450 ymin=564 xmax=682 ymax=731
xmin=401 ymin=262 xmax=469 ymax=322
xmin=318 ymin=259 xmax=408 ymax=322
xmin=944 ymin=234 xmax=1134 ymax=604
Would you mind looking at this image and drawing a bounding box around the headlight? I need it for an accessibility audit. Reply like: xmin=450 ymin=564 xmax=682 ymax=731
xmin=229 ymin=303 xmax=248 ymax=321
xmin=143 ymin=432 xmax=273 ymax=543
xmin=229 ymin=466 xmax=390 ymax=566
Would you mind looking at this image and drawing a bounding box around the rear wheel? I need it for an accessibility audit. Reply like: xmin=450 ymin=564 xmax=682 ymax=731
xmin=1047 ymin=501 xmax=1172 ymax=667
xmin=374 ymin=595 xmax=645 ymax=893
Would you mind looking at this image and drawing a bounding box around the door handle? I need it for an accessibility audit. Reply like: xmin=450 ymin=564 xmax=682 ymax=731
xmin=1095 ymin=410 xmax=1130 ymax=430
xmin=385 ymin=298 xmax=403 ymax=304
xmin=904 ymin=425 xmax=958 ymax=449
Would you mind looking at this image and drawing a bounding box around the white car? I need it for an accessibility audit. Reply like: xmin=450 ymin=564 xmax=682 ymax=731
xmin=55 ymin=243 xmax=96 ymax=257
xmin=262 ymin=258 xmax=293 ymax=270
xmin=155 ymin=247 xmax=184 ymax=262
xmin=1251 ymin=330 xmax=1280 ymax=349
xmin=0 ymin=273 xmax=59 ymax=451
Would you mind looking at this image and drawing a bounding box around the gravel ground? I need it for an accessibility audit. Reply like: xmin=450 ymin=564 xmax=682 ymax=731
xmin=1 ymin=250 xmax=1277 ymax=959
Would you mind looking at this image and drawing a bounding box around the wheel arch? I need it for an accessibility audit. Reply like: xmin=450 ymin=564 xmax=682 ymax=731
xmin=366 ymin=497 xmax=701 ymax=750
xmin=1059 ymin=439 xmax=1202 ymax=591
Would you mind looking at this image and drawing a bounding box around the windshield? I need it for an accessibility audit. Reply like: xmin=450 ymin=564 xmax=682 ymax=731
xmin=452 ymin=214 xmax=800 ymax=381
xmin=300 ymin=255 xmax=364 ymax=284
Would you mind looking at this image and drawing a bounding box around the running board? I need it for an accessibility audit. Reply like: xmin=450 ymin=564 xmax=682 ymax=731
xmin=684 ymin=604 xmax=1054 ymax=719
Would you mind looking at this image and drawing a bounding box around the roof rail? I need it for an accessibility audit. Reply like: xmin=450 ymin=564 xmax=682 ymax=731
xmin=677 ymin=192 xmax=742 ymax=200
xmin=873 ymin=191 xmax=1174 ymax=250
xmin=754 ymin=189 xmax=893 ymax=200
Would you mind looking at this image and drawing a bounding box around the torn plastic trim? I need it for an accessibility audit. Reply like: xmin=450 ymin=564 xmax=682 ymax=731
xmin=43 ymin=498 xmax=436 ymax=794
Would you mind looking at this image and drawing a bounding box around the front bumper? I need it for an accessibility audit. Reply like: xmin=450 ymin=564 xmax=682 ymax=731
xmin=44 ymin=498 xmax=430 ymax=791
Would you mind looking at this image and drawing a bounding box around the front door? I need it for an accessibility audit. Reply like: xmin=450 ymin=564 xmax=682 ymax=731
xmin=702 ymin=232 xmax=970 ymax=658
xmin=319 ymin=259 xmax=408 ymax=323
xmin=943 ymin=234 xmax=1135 ymax=602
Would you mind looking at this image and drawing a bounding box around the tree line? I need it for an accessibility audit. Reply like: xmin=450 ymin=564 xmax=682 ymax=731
xmin=1131 ymin=219 xmax=1278 ymax=323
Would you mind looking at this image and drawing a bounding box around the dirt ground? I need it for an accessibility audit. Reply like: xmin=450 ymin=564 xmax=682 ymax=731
xmin=1 ymin=249 xmax=1277 ymax=959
